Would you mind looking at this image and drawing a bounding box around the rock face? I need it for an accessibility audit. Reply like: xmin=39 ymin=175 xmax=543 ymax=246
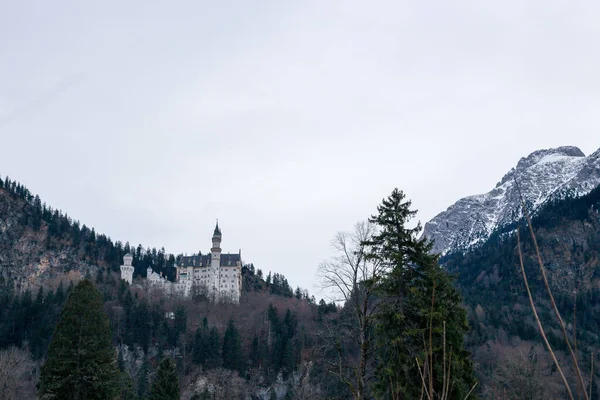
xmin=0 ymin=188 xmax=98 ymax=289
xmin=423 ymin=146 xmax=600 ymax=255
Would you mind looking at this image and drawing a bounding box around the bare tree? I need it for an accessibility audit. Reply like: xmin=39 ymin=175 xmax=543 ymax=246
xmin=485 ymin=344 xmax=550 ymax=400
xmin=0 ymin=346 xmax=36 ymax=400
xmin=287 ymin=361 xmax=324 ymax=400
xmin=191 ymin=282 xmax=210 ymax=302
xmin=317 ymin=221 xmax=385 ymax=400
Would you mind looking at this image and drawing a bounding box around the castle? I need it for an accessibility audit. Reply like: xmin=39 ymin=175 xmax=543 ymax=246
xmin=120 ymin=222 xmax=242 ymax=303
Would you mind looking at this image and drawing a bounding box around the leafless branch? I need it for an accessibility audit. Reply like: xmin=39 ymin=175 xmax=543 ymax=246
xmin=516 ymin=180 xmax=589 ymax=399
xmin=517 ymin=228 xmax=574 ymax=400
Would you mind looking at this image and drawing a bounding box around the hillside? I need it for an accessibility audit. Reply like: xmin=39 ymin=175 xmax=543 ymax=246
xmin=443 ymin=183 xmax=600 ymax=397
xmin=0 ymin=175 xmax=129 ymax=288
xmin=0 ymin=176 xmax=342 ymax=399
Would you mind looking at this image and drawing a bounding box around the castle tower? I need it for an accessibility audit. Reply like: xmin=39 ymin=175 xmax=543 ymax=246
xmin=209 ymin=221 xmax=222 ymax=299
xmin=120 ymin=253 xmax=134 ymax=284
xmin=175 ymin=221 xmax=242 ymax=303
xmin=211 ymin=221 xmax=222 ymax=264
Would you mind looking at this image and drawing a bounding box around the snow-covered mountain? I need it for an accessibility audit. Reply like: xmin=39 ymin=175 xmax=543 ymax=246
xmin=422 ymin=146 xmax=600 ymax=255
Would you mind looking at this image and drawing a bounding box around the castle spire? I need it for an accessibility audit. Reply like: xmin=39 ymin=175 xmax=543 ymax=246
xmin=213 ymin=219 xmax=221 ymax=237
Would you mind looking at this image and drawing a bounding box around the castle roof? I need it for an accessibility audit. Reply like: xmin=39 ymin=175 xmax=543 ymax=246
xmin=179 ymin=253 xmax=241 ymax=268
xmin=213 ymin=221 xmax=222 ymax=237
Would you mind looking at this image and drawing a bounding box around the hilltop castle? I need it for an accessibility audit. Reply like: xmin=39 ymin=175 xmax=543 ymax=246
xmin=120 ymin=222 xmax=242 ymax=303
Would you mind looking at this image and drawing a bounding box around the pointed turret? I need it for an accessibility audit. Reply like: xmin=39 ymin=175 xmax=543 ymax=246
xmin=213 ymin=220 xmax=222 ymax=237
xmin=211 ymin=220 xmax=222 ymax=253
xmin=210 ymin=221 xmax=223 ymax=300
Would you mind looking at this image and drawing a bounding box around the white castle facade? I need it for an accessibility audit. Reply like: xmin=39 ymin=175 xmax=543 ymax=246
xmin=120 ymin=223 xmax=242 ymax=303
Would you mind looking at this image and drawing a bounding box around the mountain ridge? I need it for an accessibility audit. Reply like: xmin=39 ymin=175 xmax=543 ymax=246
xmin=423 ymin=145 xmax=600 ymax=255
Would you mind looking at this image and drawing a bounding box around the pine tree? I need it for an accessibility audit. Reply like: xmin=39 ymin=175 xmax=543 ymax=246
xmin=250 ymin=334 xmax=260 ymax=368
xmin=134 ymin=299 xmax=151 ymax=352
xmin=174 ymin=304 xmax=187 ymax=338
xmin=55 ymin=281 xmax=65 ymax=304
xmin=366 ymin=189 xmax=476 ymax=399
xmin=35 ymin=286 xmax=44 ymax=306
xmin=281 ymin=340 xmax=294 ymax=378
xmin=193 ymin=317 xmax=210 ymax=367
xmin=149 ymin=358 xmax=180 ymax=400
xmin=206 ymin=327 xmax=221 ymax=369
xmin=38 ymin=279 xmax=121 ymax=399
xmin=222 ymin=318 xmax=243 ymax=373
xmin=193 ymin=327 xmax=206 ymax=366
xmin=120 ymin=373 xmax=136 ymax=400
xmin=137 ymin=360 xmax=150 ymax=400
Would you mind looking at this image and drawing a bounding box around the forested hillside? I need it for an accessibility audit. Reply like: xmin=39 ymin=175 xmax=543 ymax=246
xmin=0 ymin=175 xmax=177 ymax=285
xmin=444 ymin=184 xmax=600 ymax=398
xmin=0 ymin=175 xmax=340 ymax=399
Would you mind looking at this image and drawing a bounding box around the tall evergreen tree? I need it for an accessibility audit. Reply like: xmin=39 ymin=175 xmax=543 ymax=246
xmin=222 ymin=318 xmax=243 ymax=373
xmin=193 ymin=326 xmax=206 ymax=366
xmin=366 ymin=189 xmax=476 ymax=399
xmin=38 ymin=279 xmax=120 ymax=400
xmin=134 ymin=299 xmax=151 ymax=352
xmin=205 ymin=327 xmax=221 ymax=369
xmin=250 ymin=334 xmax=260 ymax=368
xmin=55 ymin=281 xmax=65 ymax=304
xmin=137 ymin=360 xmax=150 ymax=400
xmin=174 ymin=304 xmax=187 ymax=339
xmin=149 ymin=358 xmax=180 ymax=400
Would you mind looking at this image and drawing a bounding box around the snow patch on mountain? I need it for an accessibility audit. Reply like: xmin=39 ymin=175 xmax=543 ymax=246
xmin=422 ymin=146 xmax=600 ymax=255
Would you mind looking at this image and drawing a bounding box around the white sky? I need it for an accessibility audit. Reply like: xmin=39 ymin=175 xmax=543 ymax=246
xmin=1 ymin=1 xmax=599 ymax=296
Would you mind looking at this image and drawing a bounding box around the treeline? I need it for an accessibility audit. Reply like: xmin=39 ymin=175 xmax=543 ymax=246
xmin=0 ymin=265 xmax=345 ymax=398
xmin=103 ymin=276 xmax=315 ymax=383
xmin=0 ymin=175 xmax=177 ymax=279
xmin=242 ymin=263 xmax=316 ymax=304
xmin=190 ymin=302 xmax=304 ymax=380
xmin=0 ymin=272 xmax=326 ymax=395
xmin=0 ymin=282 xmax=70 ymax=359
xmin=0 ymin=175 xmax=305 ymax=293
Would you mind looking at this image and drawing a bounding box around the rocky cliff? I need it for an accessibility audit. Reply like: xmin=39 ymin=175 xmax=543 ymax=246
xmin=0 ymin=185 xmax=100 ymax=289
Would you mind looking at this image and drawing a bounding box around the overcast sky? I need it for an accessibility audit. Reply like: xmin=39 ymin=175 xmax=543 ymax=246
xmin=1 ymin=1 xmax=599 ymax=296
